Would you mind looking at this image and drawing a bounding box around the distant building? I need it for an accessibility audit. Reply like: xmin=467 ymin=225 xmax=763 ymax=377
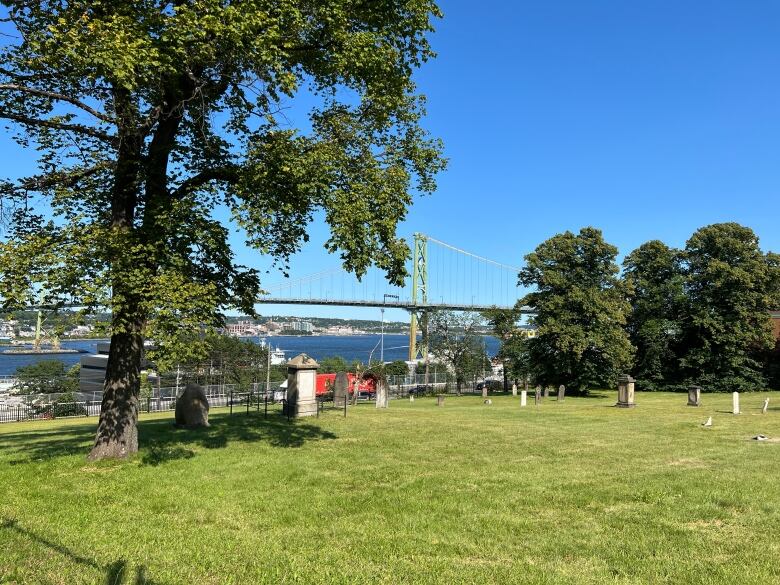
xmin=283 ymin=320 xmax=314 ymax=333
xmin=225 ymin=320 xmax=257 ymax=336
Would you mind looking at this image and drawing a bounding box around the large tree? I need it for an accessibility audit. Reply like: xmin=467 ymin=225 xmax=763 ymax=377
xmin=0 ymin=1 xmax=445 ymax=459
xmin=679 ymin=223 xmax=776 ymax=391
xmin=519 ymin=227 xmax=633 ymax=393
xmin=623 ymin=240 xmax=685 ymax=390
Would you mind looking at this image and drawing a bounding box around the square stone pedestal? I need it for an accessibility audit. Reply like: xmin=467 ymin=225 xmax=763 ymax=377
xmin=285 ymin=354 xmax=319 ymax=418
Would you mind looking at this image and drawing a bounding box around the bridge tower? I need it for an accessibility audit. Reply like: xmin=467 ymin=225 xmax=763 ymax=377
xmin=408 ymin=233 xmax=429 ymax=362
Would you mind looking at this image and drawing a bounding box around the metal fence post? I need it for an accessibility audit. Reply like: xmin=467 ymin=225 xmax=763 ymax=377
xmin=344 ymin=396 xmax=347 ymax=418
xmin=230 ymin=390 xmax=233 ymax=415
xmin=264 ymin=393 xmax=268 ymax=418
xmin=246 ymin=393 xmax=250 ymax=415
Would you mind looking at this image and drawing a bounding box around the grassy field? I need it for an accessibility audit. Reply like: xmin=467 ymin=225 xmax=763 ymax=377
xmin=1 ymin=392 xmax=779 ymax=585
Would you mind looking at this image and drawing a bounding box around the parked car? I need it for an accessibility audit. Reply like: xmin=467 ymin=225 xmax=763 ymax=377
xmin=410 ymin=384 xmax=434 ymax=395
xmin=475 ymin=380 xmax=502 ymax=392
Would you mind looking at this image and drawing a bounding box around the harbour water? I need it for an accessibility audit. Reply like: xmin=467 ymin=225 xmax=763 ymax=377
xmin=0 ymin=334 xmax=501 ymax=376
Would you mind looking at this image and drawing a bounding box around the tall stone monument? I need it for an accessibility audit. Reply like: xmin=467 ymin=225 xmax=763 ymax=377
xmin=732 ymin=392 xmax=740 ymax=415
xmin=616 ymin=374 xmax=636 ymax=408
xmin=512 ymin=383 xmax=517 ymax=397
xmin=520 ymin=389 xmax=527 ymax=407
xmin=534 ymin=385 xmax=541 ymax=405
xmin=557 ymin=385 xmax=566 ymax=402
xmin=543 ymin=386 xmax=549 ymax=399
xmin=285 ymin=354 xmax=319 ymax=418
xmin=687 ymin=385 xmax=701 ymax=407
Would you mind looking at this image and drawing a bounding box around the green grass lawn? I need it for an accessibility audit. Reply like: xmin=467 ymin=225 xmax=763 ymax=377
xmin=1 ymin=392 xmax=779 ymax=585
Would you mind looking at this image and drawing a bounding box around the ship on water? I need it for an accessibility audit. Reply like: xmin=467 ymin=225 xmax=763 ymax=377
xmin=0 ymin=311 xmax=86 ymax=356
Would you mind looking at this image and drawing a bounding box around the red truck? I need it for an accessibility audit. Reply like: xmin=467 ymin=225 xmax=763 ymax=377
xmin=316 ymin=373 xmax=376 ymax=397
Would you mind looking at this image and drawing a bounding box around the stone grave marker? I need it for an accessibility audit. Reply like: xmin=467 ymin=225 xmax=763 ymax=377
xmin=534 ymin=385 xmax=541 ymax=405
xmin=437 ymin=394 xmax=445 ymax=407
xmin=520 ymin=389 xmax=527 ymax=407
xmin=333 ymin=371 xmax=349 ymax=408
xmin=732 ymin=392 xmax=740 ymax=415
xmin=762 ymin=397 xmax=769 ymax=414
xmin=512 ymin=383 xmax=517 ymax=397
xmin=616 ymin=374 xmax=636 ymax=408
xmin=557 ymin=385 xmax=565 ymax=402
xmin=687 ymin=385 xmax=701 ymax=407
xmin=543 ymin=386 xmax=549 ymax=399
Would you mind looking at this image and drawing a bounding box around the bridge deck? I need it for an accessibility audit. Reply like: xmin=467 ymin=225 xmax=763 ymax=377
xmin=255 ymin=297 xmax=533 ymax=313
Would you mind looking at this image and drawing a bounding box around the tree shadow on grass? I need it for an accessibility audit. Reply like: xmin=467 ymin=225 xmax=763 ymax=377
xmin=1 ymin=517 xmax=160 ymax=584
xmin=0 ymin=412 xmax=337 ymax=465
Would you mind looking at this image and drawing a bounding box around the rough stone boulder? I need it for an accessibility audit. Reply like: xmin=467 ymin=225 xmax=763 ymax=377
xmin=175 ymin=383 xmax=210 ymax=428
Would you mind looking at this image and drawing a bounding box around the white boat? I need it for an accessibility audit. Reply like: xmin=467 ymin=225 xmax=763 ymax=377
xmin=259 ymin=338 xmax=287 ymax=365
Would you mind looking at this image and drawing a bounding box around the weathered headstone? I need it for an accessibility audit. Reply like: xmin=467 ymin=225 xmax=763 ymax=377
xmin=762 ymin=397 xmax=769 ymax=414
xmin=534 ymin=385 xmax=541 ymax=405
xmin=557 ymin=385 xmax=565 ymax=402
xmin=616 ymin=374 xmax=636 ymax=408
xmin=285 ymin=353 xmax=319 ymax=417
xmin=437 ymin=394 xmax=445 ymax=406
xmin=520 ymin=390 xmax=527 ymax=407
xmin=484 ymin=399 xmax=492 ymax=405
xmin=175 ymin=383 xmax=210 ymax=428
xmin=481 ymin=385 xmax=488 ymax=399
xmin=687 ymin=385 xmax=701 ymax=407
xmin=702 ymin=416 xmax=712 ymax=427
xmin=543 ymin=386 xmax=550 ymax=399
xmin=375 ymin=378 xmax=388 ymax=409
xmin=512 ymin=383 xmax=517 ymax=397
xmin=732 ymin=391 xmax=740 ymax=415
xmin=333 ymin=371 xmax=349 ymax=408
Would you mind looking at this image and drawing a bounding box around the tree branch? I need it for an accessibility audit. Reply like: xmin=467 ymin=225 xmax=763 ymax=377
xmin=170 ymin=166 xmax=239 ymax=199
xmin=8 ymin=163 xmax=113 ymax=194
xmin=0 ymin=83 xmax=113 ymax=123
xmin=0 ymin=108 xmax=116 ymax=144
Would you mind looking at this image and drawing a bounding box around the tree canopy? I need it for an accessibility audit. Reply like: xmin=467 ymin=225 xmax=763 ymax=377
xmin=519 ymin=227 xmax=633 ymax=393
xmin=679 ymin=223 xmax=776 ymax=391
xmin=0 ymin=1 xmax=445 ymax=458
xmin=428 ymin=311 xmax=489 ymax=392
xmin=623 ymin=240 xmax=685 ymax=390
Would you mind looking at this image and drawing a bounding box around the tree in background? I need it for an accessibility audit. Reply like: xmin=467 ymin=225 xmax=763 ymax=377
xmin=428 ymin=311 xmax=490 ymax=393
xmin=384 ymin=360 xmax=411 ymax=377
xmin=679 ymin=223 xmax=777 ymax=391
xmin=623 ymin=241 xmax=686 ymax=390
xmin=319 ymin=356 xmax=362 ymax=375
xmin=0 ymin=2 xmax=445 ymax=459
xmin=12 ymin=360 xmax=79 ymax=395
xmin=483 ymin=307 xmax=530 ymax=385
xmin=519 ymin=228 xmax=633 ymax=394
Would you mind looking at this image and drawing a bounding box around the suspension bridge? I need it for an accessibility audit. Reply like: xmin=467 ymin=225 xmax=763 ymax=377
xmin=257 ymin=233 xmax=532 ymax=360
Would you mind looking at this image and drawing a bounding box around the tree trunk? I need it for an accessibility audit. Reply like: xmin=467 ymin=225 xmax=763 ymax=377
xmin=88 ymin=308 xmax=144 ymax=460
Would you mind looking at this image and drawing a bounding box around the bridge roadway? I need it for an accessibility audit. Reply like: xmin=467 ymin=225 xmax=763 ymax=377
xmin=255 ymin=297 xmax=534 ymax=313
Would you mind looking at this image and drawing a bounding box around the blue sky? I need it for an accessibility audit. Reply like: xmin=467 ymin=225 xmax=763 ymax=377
xmin=257 ymin=0 xmax=780 ymax=320
xmin=2 ymin=1 xmax=780 ymax=322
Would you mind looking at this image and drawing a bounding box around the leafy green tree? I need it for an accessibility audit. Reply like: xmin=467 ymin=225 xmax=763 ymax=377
xmin=384 ymin=360 xmax=410 ymax=377
xmin=428 ymin=311 xmax=490 ymax=393
xmin=13 ymin=360 xmax=79 ymax=395
xmin=0 ymin=1 xmax=445 ymax=459
xmin=623 ymin=241 xmax=685 ymax=390
xmin=483 ymin=307 xmax=530 ymax=384
xmin=679 ymin=223 xmax=776 ymax=391
xmin=519 ymin=227 xmax=634 ymax=394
